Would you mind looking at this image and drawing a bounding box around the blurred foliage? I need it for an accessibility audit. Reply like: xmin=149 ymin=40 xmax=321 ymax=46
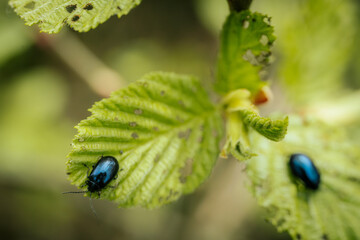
xmin=195 ymin=0 xmax=228 ymax=35
xmin=253 ymin=0 xmax=358 ymax=107
xmin=0 ymin=68 xmax=73 ymax=183
xmin=1 ymin=0 xmax=360 ymax=239
xmin=107 ymin=40 xmax=212 ymax=87
xmin=0 ymin=1 xmax=33 ymax=66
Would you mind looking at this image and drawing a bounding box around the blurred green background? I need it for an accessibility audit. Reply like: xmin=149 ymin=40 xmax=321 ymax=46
xmin=0 ymin=0 xmax=359 ymax=239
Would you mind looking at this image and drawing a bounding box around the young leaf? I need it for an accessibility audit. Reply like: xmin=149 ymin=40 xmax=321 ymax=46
xmin=216 ymin=10 xmax=275 ymax=95
xmin=247 ymin=116 xmax=360 ymax=240
xmin=9 ymin=0 xmax=142 ymax=33
xmin=66 ymin=72 xmax=223 ymax=208
xmin=221 ymin=111 xmax=255 ymax=161
xmin=241 ymin=109 xmax=288 ymax=142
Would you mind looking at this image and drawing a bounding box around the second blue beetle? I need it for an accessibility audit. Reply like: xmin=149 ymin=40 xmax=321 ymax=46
xmin=289 ymin=153 xmax=321 ymax=190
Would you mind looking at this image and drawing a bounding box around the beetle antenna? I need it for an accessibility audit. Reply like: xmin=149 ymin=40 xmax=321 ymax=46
xmin=62 ymin=191 xmax=88 ymax=194
xmin=89 ymin=196 xmax=99 ymax=222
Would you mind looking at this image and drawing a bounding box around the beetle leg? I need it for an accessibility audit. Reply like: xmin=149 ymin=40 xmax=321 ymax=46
xmin=82 ymin=163 xmax=91 ymax=176
xmin=113 ymin=169 xmax=123 ymax=180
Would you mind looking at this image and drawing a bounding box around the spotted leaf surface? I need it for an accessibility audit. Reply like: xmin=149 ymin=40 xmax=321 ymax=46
xmin=66 ymin=72 xmax=223 ymax=208
xmin=216 ymin=11 xmax=275 ymax=94
xmin=9 ymin=0 xmax=141 ymax=33
xmin=247 ymin=116 xmax=360 ymax=240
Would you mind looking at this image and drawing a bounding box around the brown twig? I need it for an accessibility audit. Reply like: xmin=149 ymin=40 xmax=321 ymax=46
xmin=227 ymin=0 xmax=253 ymax=12
xmin=37 ymin=31 xmax=125 ymax=97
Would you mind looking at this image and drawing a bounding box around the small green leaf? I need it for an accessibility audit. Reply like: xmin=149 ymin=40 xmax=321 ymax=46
xmin=9 ymin=0 xmax=141 ymax=33
xmin=216 ymin=10 xmax=275 ymax=94
xmin=247 ymin=115 xmax=360 ymax=240
xmin=66 ymin=72 xmax=223 ymax=208
xmin=241 ymin=109 xmax=288 ymax=142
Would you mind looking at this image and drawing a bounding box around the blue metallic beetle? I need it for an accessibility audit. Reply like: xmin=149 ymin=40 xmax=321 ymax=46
xmin=86 ymin=156 xmax=119 ymax=193
xmin=63 ymin=156 xmax=120 ymax=195
xmin=289 ymin=153 xmax=321 ymax=190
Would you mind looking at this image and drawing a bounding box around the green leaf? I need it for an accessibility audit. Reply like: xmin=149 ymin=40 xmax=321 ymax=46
xmin=221 ymin=111 xmax=255 ymax=161
xmin=66 ymin=72 xmax=223 ymax=208
xmin=220 ymin=89 xmax=287 ymax=160
xmin=215 ymin=10 xmax=275 ymax=95
xmin=247 ymin=115 xmax=360 ymax=240
xmin=9 ymin=0 xmax=141 ymax=33
xmin=241 ymin=109 xmax=288 ymax=142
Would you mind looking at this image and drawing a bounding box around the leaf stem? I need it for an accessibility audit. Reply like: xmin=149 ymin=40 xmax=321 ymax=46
xmin=37 ymin=32 xmax=126 ymax=97
xmin=227 ymin=0 xmax=253 ymax=12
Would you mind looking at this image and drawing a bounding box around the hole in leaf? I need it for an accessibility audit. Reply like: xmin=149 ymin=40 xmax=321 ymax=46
xmin=166 ymin=189 xmax=173 ymax=200
xmin=178 ymin=100 xmax=185 ymax=107
xmin=242 ymin=49 xmax=259 ymax=65
xmin=134 ymin=109 xmax=143 ymax=115
xmin=66 ymin=4 xmax=77 ymax=13
xmin=263 ymin=16 xmax=271 ymax=25
xmin=72 ymin=15 xmax=80 ymax=22
xmin=179 ymin=158 xmax=194 ymax=183
xmin=154 ymin=154 xmax=161 ymax=163
xmin=296 ymin=233 xmax=301 ymax=240
xmin=131 ymin=132 xmax=139 ymax=139
xmin=176 ymin=116 xmax=184 ymax=122
xmin=24 ymin=1 xmax=35 ymax=9
xmin=83 ymin=3 xmax=94 ymax=10
xmin=129 ymin=122 xmax=137 ymax=127
xmin=243 ymin=20 xmax=249 ymax=29
xmin=260 ymin=35 xmax=269 ymax=46
xmin=178 ymin=129 xmax=192 ymax=139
